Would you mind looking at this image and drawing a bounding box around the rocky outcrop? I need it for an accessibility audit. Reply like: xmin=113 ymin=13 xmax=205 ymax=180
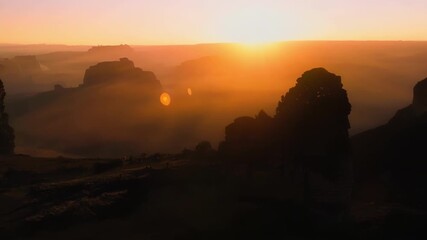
xmin=82 ymin=58 xmax=161 ymax=90
xmin=0 ymin=56 xmax=42 ymax=74
xmin=12 ymin=55 xmax=42 ymax=73
xmin=8 ymin=58 xmax=165 ymax=157
xmin=352 ymin=77 xmax=427 ymax=207
xmin=0 ymin=79 xmax=15 ymax=154
xmin=412 ymin=78 xmax=427 ymax=114
xmin=219 ymin=110 xmax=274 ymax=162
xmin=387 ymin=77 xmax=427 ymax=125
xmin=220 ymin=68 xmax=353 ymax=228
xmin=275 ymin=68 xmax=352 ymax=157
xmin=0 ymin=56 xmax=43 ymax=94
xmin=275 ymin=68 xmax=353 ymax=218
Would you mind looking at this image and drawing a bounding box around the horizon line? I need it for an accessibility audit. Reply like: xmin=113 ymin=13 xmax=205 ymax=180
xmin=2 ymin=40 xmax=427 ymax=47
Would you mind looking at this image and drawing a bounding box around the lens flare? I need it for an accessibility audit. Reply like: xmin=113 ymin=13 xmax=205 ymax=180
xmin=187 ymin=88 xmax=192 ymax=96
xmin=160 ymin=92 xmax=171 ymax=106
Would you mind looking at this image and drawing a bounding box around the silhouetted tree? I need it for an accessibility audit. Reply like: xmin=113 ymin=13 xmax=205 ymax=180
xmin=0 ymin=79 xmax=15 ymax=154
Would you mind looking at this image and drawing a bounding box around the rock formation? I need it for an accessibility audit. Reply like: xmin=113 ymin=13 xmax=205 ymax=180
xmin=82 ymin=58 xmax=161 ymax=91
xmin=8 ymin=58 xmax=165 ymax=157
xmin=275 ymin=68 xmax=352 ymax=218
xmin=219 ymin=110 xmax=274 ymax=162
xmin=0 ymin=78 xmax=15 ymax=154
xmin=412 ymin=78 xmax=427 ymax=115
xmin=12 ymin=55 xmax=42 ymax=73
xmin=0 ymin=55 xmax=42 ymax=74
xmin=276 ymin=68 xmax=354 ymax=231
xmin=220 ymin=68 xmax=353 ymax=227
xmin=352 ymin=77 xmax=427 ymax=207
xmin=0 ymin=55 xmax=43 ymax=94
xmin=275 ymin=68 xmax=351 ymax=157
xmin=220 ymin=116 xmax=257 ymax=160
xmin=386 ymin=77 xmax=427 ymax=125
xmin=87 ymin=44 xmax=134 ymax=57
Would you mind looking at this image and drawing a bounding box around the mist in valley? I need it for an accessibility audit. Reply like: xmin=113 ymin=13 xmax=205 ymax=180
xmin=2 ymin=41 xmax=427 ymax=158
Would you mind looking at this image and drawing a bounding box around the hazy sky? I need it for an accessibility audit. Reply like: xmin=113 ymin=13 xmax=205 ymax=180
xmin=1 ymin=0 xmax=426 ymax=45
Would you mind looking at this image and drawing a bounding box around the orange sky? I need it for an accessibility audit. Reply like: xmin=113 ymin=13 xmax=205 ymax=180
xmin=1 ymin=0 xmax=427 ymax=45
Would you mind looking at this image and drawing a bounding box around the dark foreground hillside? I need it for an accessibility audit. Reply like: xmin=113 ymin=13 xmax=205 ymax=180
xmin=0 ymin=154 xmax=425 ymax=240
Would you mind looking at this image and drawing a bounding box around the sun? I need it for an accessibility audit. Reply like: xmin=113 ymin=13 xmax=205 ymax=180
xmin=218 ymin=5 xmax=291 ymax=44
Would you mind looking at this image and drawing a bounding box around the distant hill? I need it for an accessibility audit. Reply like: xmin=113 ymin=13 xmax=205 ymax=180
xmin=1 ymin=45 xmax=141 ymax=94
xmin=0 ymin=44 xmax=89 ymax=58
xmin=87 ymin=44 xmax=134 ymax=56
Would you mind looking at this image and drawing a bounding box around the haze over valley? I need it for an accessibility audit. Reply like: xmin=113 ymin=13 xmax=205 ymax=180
xmin=1 ymin=42 xmax=427 ymax=157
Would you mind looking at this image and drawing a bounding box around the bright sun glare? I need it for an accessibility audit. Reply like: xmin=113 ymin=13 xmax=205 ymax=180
xmin=219 ymin=5 xmax=289 ymax=44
